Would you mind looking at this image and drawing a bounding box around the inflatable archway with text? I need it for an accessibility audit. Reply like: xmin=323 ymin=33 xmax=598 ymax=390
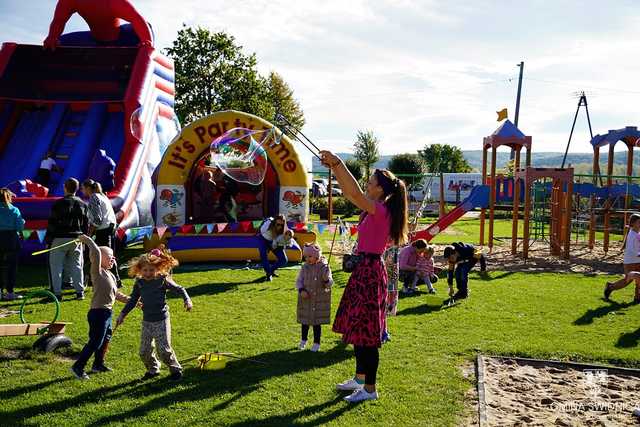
xmin=151 ymin=110 xmax=314 ymax=263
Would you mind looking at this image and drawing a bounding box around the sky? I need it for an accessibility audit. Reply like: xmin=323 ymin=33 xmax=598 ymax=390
xmin=2 ymin=0 xmax=640 ymax=155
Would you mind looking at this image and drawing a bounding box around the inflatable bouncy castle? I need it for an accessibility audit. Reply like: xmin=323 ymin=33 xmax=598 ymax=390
xmin=147 ymin=110 xmax=315 ymax=263
xmin=0 ymin=0 xmax=178 ymax=258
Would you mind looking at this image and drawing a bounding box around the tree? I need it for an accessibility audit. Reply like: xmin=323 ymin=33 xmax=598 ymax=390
xmin=166 ymin=26 xmax=304 ymax=128
xmin=418 ymin=144 xmax=471 ymax=173
xmin=499 ymin=159 xmax=516 ymax=176
xmin=353 ymin=130 xmax=380 ymax=182
xmin=266 ymin=72 xmax=305 ymax=130
xmin=387 ymin=153 xmax=425 ymax=176
xmin=344 ymin=158 xmax=364 ymax=183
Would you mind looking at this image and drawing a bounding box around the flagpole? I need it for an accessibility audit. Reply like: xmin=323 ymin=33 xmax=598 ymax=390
xmin=327 ymin=217 xmax=339 ymax=264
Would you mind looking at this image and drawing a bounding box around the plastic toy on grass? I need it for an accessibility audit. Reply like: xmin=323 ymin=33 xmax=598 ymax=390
xmin=197 ymin=353 xmax=228 ymax=370
xmin=20 ymin=290 xmax=59 ymax=330
xmin=181 ymin=351 xmax=267 ymax=368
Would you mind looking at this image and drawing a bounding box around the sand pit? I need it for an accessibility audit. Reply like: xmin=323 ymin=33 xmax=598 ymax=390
xmin=478 ymin=356 xmax=640 ymax=426
xmin=429 ymin=240 xmax=626 ymax=276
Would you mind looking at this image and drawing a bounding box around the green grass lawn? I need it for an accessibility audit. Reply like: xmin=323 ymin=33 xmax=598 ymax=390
xmin=1 ymin=233 xmax=637 ymax=426
xmin=310 ymin=211 xmax=625 ymax=246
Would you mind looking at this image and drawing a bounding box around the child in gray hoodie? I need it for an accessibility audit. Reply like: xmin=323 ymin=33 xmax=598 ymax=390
xmin=116 ymin=246 xmax=192 ymax=381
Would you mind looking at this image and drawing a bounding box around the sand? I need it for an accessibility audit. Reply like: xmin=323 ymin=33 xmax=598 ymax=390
xmin=481 ymin=357 xmax=640 ymax=426
xmin=431 ymin=240 xmax=626 ymax=276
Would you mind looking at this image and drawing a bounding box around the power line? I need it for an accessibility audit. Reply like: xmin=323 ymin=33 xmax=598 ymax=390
xmin=526 ymin=77 xmax=640 ymax=96
xmin=305 ymin=77 xmax=516 ymax=103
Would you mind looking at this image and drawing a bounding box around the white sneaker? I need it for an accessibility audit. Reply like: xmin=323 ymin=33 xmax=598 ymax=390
xmin=310 ymin=343 xmax=320 ymax=352
xmin=298 ymin=340 xmax=307 ymax=350
xmin=70 ymin=366 xmax=90 ymax=380
xmin=336 ymin=378 xmax=364 ymax=392
xmin=344 ymin=388 xmax=378 ymax=403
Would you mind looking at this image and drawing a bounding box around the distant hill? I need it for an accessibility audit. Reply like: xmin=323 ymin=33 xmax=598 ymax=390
xmin=312 ymin=151 xmax=640 ymax=175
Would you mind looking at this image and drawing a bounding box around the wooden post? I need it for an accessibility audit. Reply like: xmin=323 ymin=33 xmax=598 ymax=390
xmin=588 ymin=147 xmax=599 ymax=249
xmin=564 ymin=177 xmax=573 ymax=259
xmin=327 ymin=170 xmax=333 ymax=226
xmin=511 ymin=148 xmax=521 ymax=255
xmin=479 ymin=147 xmax=488 ymax=246
xmin=523 ymin=169 xmax=531 ymax=259
xmin=604 ymin=143 xmax=615 ymax=252
xmin=488 ymin=146 xmax=497 ymax=251
xmin=625 ymin=142 xmax=634 ymax=230
xmin=550 ymin=179 xmax=559 ymax=256
xmin=559 ymin=183 xmax=567 ymax=255
xmin=439 ymin=172 xmax=445 ymax=219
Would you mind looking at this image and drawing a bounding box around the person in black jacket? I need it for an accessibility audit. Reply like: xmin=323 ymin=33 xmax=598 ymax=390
xmin=46 ymin=178 xmax=89 ymax=300
xmin=443 ymin=242 xmax=486 ymax=299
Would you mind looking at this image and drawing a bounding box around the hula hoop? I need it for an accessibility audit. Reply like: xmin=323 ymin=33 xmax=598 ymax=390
xmin=19 ymin=290 xmax=60 ymax=325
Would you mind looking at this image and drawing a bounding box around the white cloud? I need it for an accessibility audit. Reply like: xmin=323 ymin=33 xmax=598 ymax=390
xmin=2 ymin=0 xmax=640 ymax=156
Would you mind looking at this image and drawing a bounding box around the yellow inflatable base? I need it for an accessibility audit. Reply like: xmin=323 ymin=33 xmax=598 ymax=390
xmin=144 ymin=231 xmax=317 ymax=263
xmin=172 ymin=247 xmax=301 ymax=263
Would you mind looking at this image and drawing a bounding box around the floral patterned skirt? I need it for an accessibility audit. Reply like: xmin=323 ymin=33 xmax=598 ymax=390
xmin=332 ymin=255 xmax=387 ymax=347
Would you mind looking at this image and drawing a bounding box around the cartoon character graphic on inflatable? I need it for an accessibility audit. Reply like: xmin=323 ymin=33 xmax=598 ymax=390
xmin=43 ymin=0 xmax=153 ymax=50
xmin=159 ymin=188 xmax=184 ymax=209
xmin=282 ymin=190 xmax=305 ymax=209
xmin=161 ymin=213 xmax=181 ymax=226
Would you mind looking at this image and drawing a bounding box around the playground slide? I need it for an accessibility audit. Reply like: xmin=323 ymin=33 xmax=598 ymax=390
xmin=0 ymin=41 xmax=178 ymax=260
xmin=411 ymin=185 xmax=490 ymax=242
xmin=0 ymin=105 xmax=65 ymax=187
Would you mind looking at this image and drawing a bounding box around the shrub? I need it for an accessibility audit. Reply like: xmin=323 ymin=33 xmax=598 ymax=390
xmin=332 ymin=196 xmax=360 ymax=217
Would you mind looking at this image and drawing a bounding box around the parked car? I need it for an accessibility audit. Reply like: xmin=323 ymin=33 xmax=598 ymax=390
xmin=408 ymin=183 xmax=427 ymax=202
xmin=311 ymin=181 xmax=327 ymax=197
xmin=312 ymin=178 xmax=342 ymax=196
xmin=330 ymin=180 xmax=343 ymax=196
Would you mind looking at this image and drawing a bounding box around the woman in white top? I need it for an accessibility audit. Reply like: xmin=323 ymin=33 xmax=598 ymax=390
xmin=257 ymin=214 xmax=289 ymax=282
xmin=83 ymin=179 xmax=121 ymax=286
xmin=605 ymin=213 xmax=640 ymax=303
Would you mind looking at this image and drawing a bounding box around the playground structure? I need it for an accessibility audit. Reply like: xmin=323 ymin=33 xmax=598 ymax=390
xmin=0 ymin=3 xmax=178 ymax=260
xmin=588 ymin=127 xmax=640 ymax=252
xmin=479 ymin=120 xmax=532 ymax=253
xmin=146 ymin=110 xmax=315 ymax=263
xmin=515 ymin=167 xmax=574 ymax=259
xmin=400 ymin=119 xmax=640 ymax=260
xmin=478 ymin=121 xmax=640 ymax=260
xmin=411 ymin=185 xmax=490 ymax=242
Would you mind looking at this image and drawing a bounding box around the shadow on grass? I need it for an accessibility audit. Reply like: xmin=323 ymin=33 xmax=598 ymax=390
xmin=616 ymin=328 xmax=640 ymax=348
xmin=228 ymin=396 xmax=353 ymax=427
xmin=177 ymin=280 xmax=262 ymax=298
xmin=0 ymin=377 xmax=73 ymax=401
xmin=475 ymin=271 xmax=514 ymax=282
xmin=396 ymin=303 xmax=443 ymax=316
xmin=574 ymin=301 xmax=634 ymax=326
xmin=4 ymin=345 xmax=354 ymax=426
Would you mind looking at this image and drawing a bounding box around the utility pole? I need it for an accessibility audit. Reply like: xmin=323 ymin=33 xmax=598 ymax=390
xmin=514 ymin=61 xmax=524 ymax=128
xmin=510 ymin=61 xmax=524 ymax=160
